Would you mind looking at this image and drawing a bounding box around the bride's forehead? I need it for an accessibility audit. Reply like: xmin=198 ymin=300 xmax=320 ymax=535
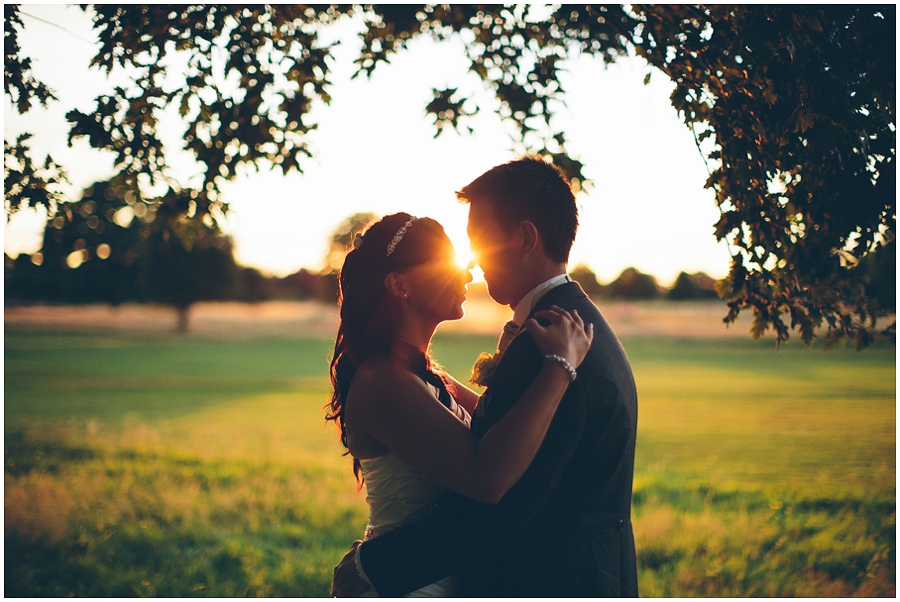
xmin=422 ymin=246 xmax=455 ymax=264
xmin=410 ymin=244 xmax=455 ymax=268
xmin=419 ymin=231 xmax=454 ymax=252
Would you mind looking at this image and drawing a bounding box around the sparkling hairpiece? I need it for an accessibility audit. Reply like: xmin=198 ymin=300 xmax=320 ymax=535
xmin=386 ymin=216 xmax=418 ymax=256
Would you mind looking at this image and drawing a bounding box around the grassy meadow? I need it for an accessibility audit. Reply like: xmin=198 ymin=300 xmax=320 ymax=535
xmin=4 ymin=303 xmax=896 ymax=597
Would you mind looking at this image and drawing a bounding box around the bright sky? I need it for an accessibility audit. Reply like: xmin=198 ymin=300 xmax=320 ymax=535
xmin=4 ymin=5 xmax=732 ymax=286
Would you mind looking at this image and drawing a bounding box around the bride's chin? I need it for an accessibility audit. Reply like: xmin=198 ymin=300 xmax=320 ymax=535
xmin=446 ymin=305 xmax=465 ymax=322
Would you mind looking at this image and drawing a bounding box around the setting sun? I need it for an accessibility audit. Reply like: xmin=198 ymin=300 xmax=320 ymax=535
xmin=446 ymin=228 xmax=483 ymax=283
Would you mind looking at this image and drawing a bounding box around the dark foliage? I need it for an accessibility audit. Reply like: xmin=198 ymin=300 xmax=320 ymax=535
xmin=4 ymin=5 xmax=894 ymax=346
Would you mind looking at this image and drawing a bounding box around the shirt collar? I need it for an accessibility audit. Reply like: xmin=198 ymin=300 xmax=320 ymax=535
xmin=512 ymin=273 xmax=571 ymax=326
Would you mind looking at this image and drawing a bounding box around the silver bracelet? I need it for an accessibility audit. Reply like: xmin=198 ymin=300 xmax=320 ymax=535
xmin=544 ymin=354 xmax=577 ymax=381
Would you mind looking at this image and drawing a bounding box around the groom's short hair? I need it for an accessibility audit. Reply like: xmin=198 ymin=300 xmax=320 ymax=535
xmin=456 ymin=156 xmax=578 ymax=263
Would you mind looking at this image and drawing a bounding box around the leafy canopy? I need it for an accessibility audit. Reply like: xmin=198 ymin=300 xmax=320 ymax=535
xmin=4 ymin=4 xmax=895 ymax=347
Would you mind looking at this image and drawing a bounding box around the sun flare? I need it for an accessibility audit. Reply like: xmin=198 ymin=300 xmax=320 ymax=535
xmin=453 ymin=246 xmax=485 ymax=282
xmin=454 ymin=246 xmax=474 ymax=270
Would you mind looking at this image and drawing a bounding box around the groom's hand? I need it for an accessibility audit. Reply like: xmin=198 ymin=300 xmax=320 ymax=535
xmin=332 ymin=540 xmax=372 ymax=597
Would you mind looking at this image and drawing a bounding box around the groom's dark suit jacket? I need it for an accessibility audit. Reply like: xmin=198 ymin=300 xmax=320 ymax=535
xmin=358 ymin=281 xmax=639 ymax=597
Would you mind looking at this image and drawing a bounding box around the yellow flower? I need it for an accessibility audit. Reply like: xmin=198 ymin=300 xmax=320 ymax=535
xmin=469 ymin=351 xmax=502 ymax=387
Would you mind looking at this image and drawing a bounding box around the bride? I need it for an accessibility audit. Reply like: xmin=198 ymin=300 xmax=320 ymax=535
xmin=326 ymin=212 xmax=593 ymax=596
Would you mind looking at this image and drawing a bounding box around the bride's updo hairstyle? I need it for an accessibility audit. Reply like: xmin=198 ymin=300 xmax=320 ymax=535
xmin=326 ymin=212 xmax=455 ymax=482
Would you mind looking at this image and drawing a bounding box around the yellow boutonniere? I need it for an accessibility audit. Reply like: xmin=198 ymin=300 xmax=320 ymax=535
xmin=469 ymin=351 xmax=502 ymax=388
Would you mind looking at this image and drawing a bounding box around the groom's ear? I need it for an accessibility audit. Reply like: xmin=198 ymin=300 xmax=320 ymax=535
xmin=384 ymin=272 xmax=409 ymax=300
xmin=518 ymin=220 xmax=539 ymax=255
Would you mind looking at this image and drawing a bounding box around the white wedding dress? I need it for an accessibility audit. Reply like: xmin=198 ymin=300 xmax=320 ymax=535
xmin=358 ymin=383 xmax=470 ymax=597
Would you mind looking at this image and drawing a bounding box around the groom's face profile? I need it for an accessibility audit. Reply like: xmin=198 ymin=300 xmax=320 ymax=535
xmin=467 ymin=201 xmax=523 ymax=308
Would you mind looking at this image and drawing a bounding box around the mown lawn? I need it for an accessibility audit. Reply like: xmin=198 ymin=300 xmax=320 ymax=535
xmin=4 ymin=325 xmax=895 ymax=596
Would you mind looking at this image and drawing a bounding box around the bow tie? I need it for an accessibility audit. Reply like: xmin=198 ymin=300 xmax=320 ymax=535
xmin=498 ymin=320 xmax=520 ymax=354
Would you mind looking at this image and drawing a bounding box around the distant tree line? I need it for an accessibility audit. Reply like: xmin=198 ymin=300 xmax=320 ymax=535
xmin=6 ymin=247 xmax=721 ymax=312
xmin=569 ymin=265 xmax=719 ymax=302
xmin=5 ymin=248 xmax=723 ymax=310
xmin=3 ymin=177 xmax=338 ymax=331
xmin=10 ymin=180 xmax=891 ymax=336
xmin=4 ymin=248 xmax=338 ymax=329
xmin=3 ymin=246 xmax=339 ymax=306
xmin=3 ymin=179 xmax=724 ymax=321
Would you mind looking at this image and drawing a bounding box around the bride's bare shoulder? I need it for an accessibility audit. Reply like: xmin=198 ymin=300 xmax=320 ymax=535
xmin=352 ymin=354 xmax=412 ymax=391
xmin=356 ymin=353 xmax=395 ymax=376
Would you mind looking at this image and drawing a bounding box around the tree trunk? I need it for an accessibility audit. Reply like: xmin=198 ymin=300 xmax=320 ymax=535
xmin=176 ymin=305 xmax=190 ymax=333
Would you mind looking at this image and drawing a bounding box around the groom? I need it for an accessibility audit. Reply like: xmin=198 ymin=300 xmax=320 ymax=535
xmin=337 ymin=157 xmax=639 ymax=596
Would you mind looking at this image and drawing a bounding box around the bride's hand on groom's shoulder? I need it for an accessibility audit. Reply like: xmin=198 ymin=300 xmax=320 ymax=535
xmin=524 ymin=306 xmax=594 ymax=369
xmin=331 ymin=540 xmax=371 ymax=597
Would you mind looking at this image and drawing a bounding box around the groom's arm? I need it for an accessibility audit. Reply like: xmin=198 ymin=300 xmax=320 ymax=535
xmin=356 ymin=385 xmax=590 ymax=597
xmin=357 ymin=493 xmax=486 ymax=597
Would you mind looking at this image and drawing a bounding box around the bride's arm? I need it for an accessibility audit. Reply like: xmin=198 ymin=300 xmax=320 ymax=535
xmin=350 ymin=308 xmax=592 ymax=504
xmin=354 ymin=362 xmax=568 ymax=504
xmin=448 ymin=377 xmax=479 ymax=414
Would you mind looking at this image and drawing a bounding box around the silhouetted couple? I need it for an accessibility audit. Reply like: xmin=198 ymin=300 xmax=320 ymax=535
xmin=327 ymin=157 xmax=638 ymax=597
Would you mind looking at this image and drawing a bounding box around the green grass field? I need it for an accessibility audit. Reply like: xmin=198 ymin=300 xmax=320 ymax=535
xmin=4 ymin=322 xmax=896 ymax=596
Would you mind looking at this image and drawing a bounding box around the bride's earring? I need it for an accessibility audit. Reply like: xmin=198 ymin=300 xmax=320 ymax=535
xmin=384 ymin=273 xmax=410 ymax=301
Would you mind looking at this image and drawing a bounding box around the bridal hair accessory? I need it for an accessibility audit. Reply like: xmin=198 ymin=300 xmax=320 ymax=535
xmin=386 ymin=216 xmax=418 ymax=256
